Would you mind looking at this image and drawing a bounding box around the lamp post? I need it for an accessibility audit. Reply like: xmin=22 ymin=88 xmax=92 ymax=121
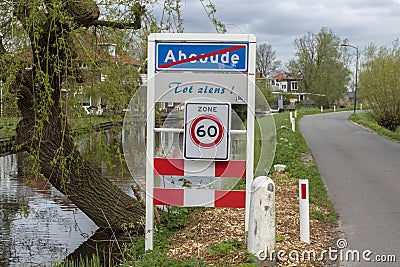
xmin=341 ymin=44 xmax=359 ymax=114
xmin=0 ymin=82 xmax=3 ymax=119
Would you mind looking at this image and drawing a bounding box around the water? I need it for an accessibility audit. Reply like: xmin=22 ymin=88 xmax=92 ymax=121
xmin=0 ymin=128 xmax=141 ymax=266
xmin=0 ymin=154 xmax=98 ymax=266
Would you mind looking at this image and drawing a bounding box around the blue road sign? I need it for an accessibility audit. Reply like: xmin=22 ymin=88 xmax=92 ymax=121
xmin=156 ymin=43 xmax=248 ymax=72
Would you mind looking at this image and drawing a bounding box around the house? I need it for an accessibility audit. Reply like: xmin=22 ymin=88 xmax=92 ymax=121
xmin=271 ymin=72 xmax=299 ymax=93
xmin=271 ymin=72 xmax=311 ymax=106
xmin=67 ymin=30 xmax=142 ymax=115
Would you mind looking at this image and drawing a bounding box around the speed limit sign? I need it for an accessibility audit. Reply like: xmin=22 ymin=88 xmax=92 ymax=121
xmin=184 ymin=102 xmax=231 ymax=160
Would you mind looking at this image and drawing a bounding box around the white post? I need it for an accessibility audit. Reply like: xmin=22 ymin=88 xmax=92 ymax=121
xmin=360 ymin=103 xmax=363 ymax=110
xmin=248 ymin=176 xmax=275 ymax=264
xmin=145 ymin=34 xmax=157 ymax=250
xmin=320 ymin=106 xmax=323 ymax=112
xmin=291 ymin=117 xmax=295 ymax=132
xmin=299 ymin=179 xmax=310 ymax=243
xmin=334 ymin=105 xmax=336 ymax=112
xmin=0 ymin=83 xmax=3 ymax=119
xmin=289 ymin=111 xmax=293 ymax=122
xmin=245 ymin=35 xmax=257 ymax=232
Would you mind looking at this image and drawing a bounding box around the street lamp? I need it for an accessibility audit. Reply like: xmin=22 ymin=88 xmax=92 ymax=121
xmin=341 ymin=43 xmax=359 ymax=114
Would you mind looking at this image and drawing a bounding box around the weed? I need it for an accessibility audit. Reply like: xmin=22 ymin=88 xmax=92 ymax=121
xmin=276 ymin=235 xmax=285 ymax=242
xmin=206 ymin=239 xmax=241 ymax=256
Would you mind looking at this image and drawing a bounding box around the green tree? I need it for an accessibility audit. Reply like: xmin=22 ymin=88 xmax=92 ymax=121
xmin=0 ymin=0 xmax=146 ymax=230
xmin=256 ymin=78 xmax=274 ymax=106
xmin=359 ymin=42 xmax=400 ymax=131
xmin=289 ymin=27 xmax=350 ymax=106
xmin=0 ymin=0 xmax=226 ymax=232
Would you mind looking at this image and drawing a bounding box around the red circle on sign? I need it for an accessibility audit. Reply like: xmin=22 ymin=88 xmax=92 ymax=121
xmin=190 ymin=114 xmax=224 ymax=148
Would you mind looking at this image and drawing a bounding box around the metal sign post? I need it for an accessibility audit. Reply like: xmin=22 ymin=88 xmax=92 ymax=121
xmin=146 ymin=33 xmax=256 ymax=250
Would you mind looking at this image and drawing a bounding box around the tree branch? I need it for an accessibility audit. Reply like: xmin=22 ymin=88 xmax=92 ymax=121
xmin=82 ymin=19 xmax=141 ymax=29
xmin=65 ymin=0 xmax=144 ymax=30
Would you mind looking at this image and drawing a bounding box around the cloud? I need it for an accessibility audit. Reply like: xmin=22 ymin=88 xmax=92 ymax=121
xmin=179 ymin=0 xmax=400 ymax=63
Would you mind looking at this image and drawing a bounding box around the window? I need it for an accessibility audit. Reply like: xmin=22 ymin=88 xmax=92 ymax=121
xmin=291 ymin=81 xmax=298 ymax=90
xmin=281 ymin=82 xmax=287 ymax=92
xmin=101 ymin=43 xmax=117 ymax=57
xmin=78 ymin=62 xmax=88 ymax=69
xmin=101 ymin=73 xmax=108 ymax=82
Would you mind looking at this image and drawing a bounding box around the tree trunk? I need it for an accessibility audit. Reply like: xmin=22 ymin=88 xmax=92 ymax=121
xmin=3 ymin=0 xmax=146 ymax=231
xmin=16 ymin=116 xmax=146 ymax=230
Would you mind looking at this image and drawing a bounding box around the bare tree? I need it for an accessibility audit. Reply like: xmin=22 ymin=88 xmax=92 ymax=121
xmin=256 ymin=43 xmax=281 ymax=78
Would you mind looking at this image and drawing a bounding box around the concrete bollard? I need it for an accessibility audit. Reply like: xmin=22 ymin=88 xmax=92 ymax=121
xmin=321 ymin=106 xmax=323 ymax=112
xmin=248 ymin=176 xmax=276 ymax=265
xmin=334 ymin=105 xmax=336 ymax=112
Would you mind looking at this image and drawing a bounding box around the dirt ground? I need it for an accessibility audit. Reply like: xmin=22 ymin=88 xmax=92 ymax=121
xmin=168 ymin=173 xmax=337 ymax=266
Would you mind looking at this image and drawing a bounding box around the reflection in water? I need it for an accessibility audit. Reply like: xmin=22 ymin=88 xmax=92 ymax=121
xmin=0 ymin=154 xmax=98 ymax=266
xmin=123 ymin=106 xmax=248 ymax=192
xmin=0 ymin=127 xmax=144 ymax=266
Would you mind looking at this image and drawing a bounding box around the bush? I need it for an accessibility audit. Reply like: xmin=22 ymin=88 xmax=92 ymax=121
xmin=360 ymin=42 xmax=400 ymax=131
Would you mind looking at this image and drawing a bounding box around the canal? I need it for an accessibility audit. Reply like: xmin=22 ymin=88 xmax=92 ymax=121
xmin=0 ymin=127 xmax=142 ymax=266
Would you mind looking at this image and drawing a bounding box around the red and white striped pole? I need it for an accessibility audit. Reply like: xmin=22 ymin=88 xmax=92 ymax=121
xmin=299 ymin=179 xmax=310 ymax=243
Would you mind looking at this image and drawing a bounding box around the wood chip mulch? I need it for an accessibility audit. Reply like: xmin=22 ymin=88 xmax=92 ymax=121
xmin=168 ymin=173 xmax=337 ymax=266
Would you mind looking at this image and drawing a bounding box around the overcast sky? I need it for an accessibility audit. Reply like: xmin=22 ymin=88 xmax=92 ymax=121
xmin=179 ymin=0 xmax=400 ymax=65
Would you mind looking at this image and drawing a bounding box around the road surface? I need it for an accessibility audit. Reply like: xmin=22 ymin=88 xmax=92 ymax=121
xmin=300 ymin=111 xmax=400 ymax=266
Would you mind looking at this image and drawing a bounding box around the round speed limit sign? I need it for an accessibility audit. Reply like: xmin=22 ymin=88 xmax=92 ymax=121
xmin=190 ymin=114 xmax=224 ymax=148
xmin=184 ymin=102 xmax=231 ymax=160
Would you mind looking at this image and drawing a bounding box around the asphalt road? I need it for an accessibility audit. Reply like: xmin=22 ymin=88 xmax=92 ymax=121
xmin=299 ymin=111 xmax=400 ymax=266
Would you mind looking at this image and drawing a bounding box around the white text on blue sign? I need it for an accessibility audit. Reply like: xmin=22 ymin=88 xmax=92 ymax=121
xmin=156 ymin=43 xmax=248 ymax=72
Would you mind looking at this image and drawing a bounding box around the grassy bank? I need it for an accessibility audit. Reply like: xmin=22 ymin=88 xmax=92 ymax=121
xmin=271 ymin=110 xmax=337 ymax=223
xmin=0 ymin=117 xmax=19 ymax=139
xmin=350 ymin=112 xmax=400 ymax=143
xmin=0 ymin=115 xmax=122 ymax=139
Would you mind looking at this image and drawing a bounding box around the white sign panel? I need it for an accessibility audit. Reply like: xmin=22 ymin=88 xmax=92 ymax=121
xmin=184 ymin=102 xmax=231 ymax=160
xmin=154 ymin=72 xmax=248 ymax=103
xmin=146 ymin=33 xmax=256 ymax=250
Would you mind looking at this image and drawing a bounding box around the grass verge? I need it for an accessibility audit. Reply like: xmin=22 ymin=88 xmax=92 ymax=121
xmin=121 ymin=207 xmax=207 ymax=267
xmin=349 ymin=112 xmax=400 ymax=143
xmin=272 ymin=109 xmax=337 ymax=223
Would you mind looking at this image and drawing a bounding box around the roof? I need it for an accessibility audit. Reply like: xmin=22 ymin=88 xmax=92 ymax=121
xmin=17 ymin=30 xmax=140 ymax=67
xmin=272 ymin=72 xmax=300 ymax=81
xmin=73 ymin=30 xmax=140 ymax=66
